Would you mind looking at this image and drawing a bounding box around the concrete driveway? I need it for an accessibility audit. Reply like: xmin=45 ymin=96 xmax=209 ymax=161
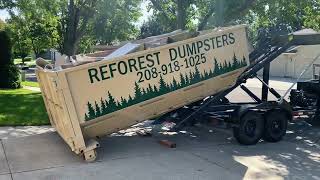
xmin=0 ymin=122 xmax=319 ymax=180
xmin=0 ymin=77 xmax=319 ymax=180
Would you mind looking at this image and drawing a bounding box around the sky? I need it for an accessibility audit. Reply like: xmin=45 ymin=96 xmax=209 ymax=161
xmin=0 ymin=9 xmax=9 ymax=21
xmin=137 ymin=0 xmax=153 ymax=26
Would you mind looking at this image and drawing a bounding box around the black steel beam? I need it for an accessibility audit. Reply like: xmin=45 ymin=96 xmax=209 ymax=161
xmin=262 ymin=63 xmax=270 ymax=101
xmin=240 ymin=85 xmax=262 ymax=103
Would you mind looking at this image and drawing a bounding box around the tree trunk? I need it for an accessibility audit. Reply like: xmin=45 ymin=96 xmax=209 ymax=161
xmin=215 ymin=0 xmax=224 ymax=26
xmin=62 ymin=0 xmax=80 ymax=56
xmin=177 ymin=0 xmax=187 ymax=30
xmin=197 ymin=6 xmax=215 ymax=31
xmin=63 ymin=39 xmax=77 ymax=56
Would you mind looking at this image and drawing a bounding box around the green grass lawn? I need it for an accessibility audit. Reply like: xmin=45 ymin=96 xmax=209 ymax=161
xmin=21 ymin=81 xmax=40 ymax=88
xmin=14 ymin=58 xmax=37 ymax=67
xmin=0 ymin=88 xmax=49 ymax=126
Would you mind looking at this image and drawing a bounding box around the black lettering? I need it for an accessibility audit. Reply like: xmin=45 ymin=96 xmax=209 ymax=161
xmin=196 ymin=41 xmax=203 ymax=54
xmin=229 ymin=33 xmax=235 ymax=44
xmin=169 ymin=48 xmax=177 ymax=61
xmin=204 ymin=39 xmax=211 ymax=51
xmin=99 ymin=65 xmax=110 ymax=80
xmin=186 ymin=43 xmax=196 ymax=56
xmin=210 ymin=37 xmax=216 ymax=49
xmin=178 ymin=46 xmax=186 ymax=58
xmin=88 ymin=68 xmax=100 ymax=83
xmin=222 ymin=34 xmax=229 ymax=46
xmin=128 ymin=59 xmax=138 ymax=72
xmin=216 ymin=36 xmax=222 ymax=48
xmin=138 ymin=56 xmax=147 ymax=70
xmin=146 ymin=54 xmax=154 ymax=68
xmin=153 ymin=52 xmax=161 ymax=65
xmin=118 ymin=61 xmax=128 ymax=75
xmin=109 ymin=63 xmax=117 ymax=78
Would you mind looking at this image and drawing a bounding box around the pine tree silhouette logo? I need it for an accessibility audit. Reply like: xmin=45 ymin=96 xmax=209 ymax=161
xmin=84 ymin=54 xmax=247 ymax=121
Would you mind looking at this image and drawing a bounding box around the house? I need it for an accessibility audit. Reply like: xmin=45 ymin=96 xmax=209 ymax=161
xmin=258 ymin=29 xmax=320 ymax=79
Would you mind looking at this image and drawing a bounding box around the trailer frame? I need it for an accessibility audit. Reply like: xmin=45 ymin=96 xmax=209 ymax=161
xmin=168 ymin=32 xmax=320 ymax=145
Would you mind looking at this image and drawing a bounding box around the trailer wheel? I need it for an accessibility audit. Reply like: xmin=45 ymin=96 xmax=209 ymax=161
xmin=233 ymin=111 xmax=264 ymax=145
xmin=262 ymin=110 xmax=288 ymax=142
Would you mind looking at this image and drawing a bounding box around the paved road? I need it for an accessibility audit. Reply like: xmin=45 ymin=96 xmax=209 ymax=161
xmin=0 ymin=77 xmax=319 ymax=180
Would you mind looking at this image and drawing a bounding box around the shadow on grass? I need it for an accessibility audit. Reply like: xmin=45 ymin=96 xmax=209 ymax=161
xmin=0 ymin=89 xmax=49 ymax=126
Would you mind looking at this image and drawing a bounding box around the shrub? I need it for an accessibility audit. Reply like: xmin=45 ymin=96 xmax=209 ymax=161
xmin=0 ymin=31 xmax=21 ymax=89
xmin=23 ymin=56 xmax=32 ymax=62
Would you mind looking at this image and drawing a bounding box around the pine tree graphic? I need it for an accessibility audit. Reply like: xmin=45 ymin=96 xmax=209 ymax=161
xmin=84 ymin=54 xmax=248 ymax=121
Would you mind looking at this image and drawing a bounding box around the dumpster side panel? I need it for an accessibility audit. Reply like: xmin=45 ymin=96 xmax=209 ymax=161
xmin=58 ymin=25 xmax=249 ymax=137
xmin=82 ymin=68 xmax=244 ymax=137
xmin=36 ymin=70 xmax=86 ymax=153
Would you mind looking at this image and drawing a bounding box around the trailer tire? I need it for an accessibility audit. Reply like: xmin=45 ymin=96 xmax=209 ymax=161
xmin=233 ymin=111 xmax=264 ymax=145
xmin=262 ymin=110 xmax=288 ymax=142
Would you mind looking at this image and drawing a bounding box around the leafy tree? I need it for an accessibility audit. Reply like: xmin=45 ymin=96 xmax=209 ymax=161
xmin=93 ymin=0 xmax=141 ymax=45
xmin=0 ymin=0 xmax=15 ymax=9
xmin=57 ymin=0 xmax=142 ymax=55
xmin=6 ymin=18 xmax=32 ymax=62
xmin=147 ymin=0 xmax=256 ymax=32
xmin=244 ymin=0 xmax=320 ymax=44
xmin=139 ymin=15 xmax=173 ymax=39
xmin=3 ymin=0 xmax=142 ymax=56
xmin=0 ymin=19 xmax=5 ymax=30
xmin=4 ymin=0 xmax=59 ymax=57
xmin=303 ymin=2 xmax=320 ymax=31
xmin=0 ymin=30 xmax=20 ymax=89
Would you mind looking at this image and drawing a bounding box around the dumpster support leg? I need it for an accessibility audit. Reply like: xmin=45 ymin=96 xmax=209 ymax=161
xmin=83 ymin=139 xmax=99 ymax=162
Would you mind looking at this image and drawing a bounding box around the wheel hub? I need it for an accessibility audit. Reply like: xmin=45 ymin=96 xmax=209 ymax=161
xmin=271 ymin=119 xmax=281 ymax=133
xmin=245 ymin=120 xmax=256 ymax=137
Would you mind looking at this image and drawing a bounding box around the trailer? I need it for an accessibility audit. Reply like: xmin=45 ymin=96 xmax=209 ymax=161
xmin=163 ymin=31 xmax=320 ymax=145
xmin=36 ymin=25 xmax=320 ymax=161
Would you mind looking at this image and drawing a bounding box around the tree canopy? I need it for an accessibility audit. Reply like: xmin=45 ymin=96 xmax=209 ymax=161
xmin=142 ymin=0 xmax=320 ymax=43
xmin=2 ymin=0 xmax=142 ymax=56
xmin=1 ymin=0 xmax=319 ymax=57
